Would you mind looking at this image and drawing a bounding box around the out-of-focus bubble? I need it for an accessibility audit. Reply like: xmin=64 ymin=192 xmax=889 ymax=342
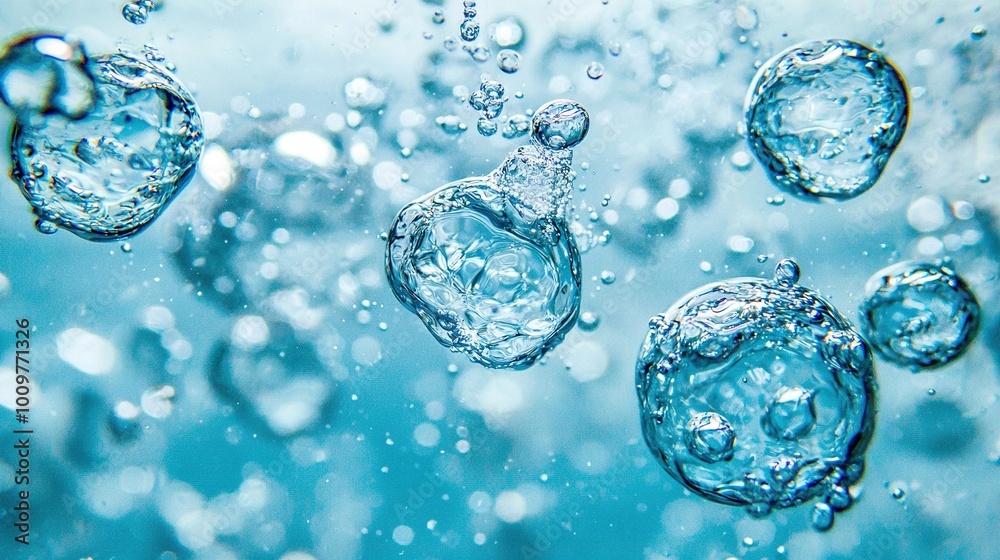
xmin=210 ymin=320 xmax=336 ymax=437
xmin=141 ymin=385 xmax=176 ymax=419
xmin=491 ymin=17 xmax=525 ymax=48
xmin=0 ymin=33 xmax=95 ymax=120
xmin=57 ymin=327 xmax=117 ymax=375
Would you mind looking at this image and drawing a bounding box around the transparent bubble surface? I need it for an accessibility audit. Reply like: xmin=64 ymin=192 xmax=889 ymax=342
xmin=497 ymin=49 xmax=521 ymax=73
xmin=636 ymin=260 xmax=876 ymax=528
xmin=861 ymin=261 xmax=980 ymax=369
xmin=531 ymin=99 xmax=590 ymax=150
xmin=10 ymin=52 xmax=203 ymax=240
xmin=386 ymin=178 xmax=581 ymax=369
xmin=745 ymin=39 xmax=908 ymax=200
xmin=0 ymin=33 xmax=95 ymax=120
xmin=387 ymin=102 xmax=588 ymax=368
xmin=122 ymin=2 xmax=150 ymax=25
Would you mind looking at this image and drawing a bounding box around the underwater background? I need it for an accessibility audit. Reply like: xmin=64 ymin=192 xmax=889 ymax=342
xmin=0 ymin=0 xmax=999 ymax=558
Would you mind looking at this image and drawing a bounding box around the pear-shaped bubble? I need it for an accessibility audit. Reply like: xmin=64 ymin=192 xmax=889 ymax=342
xmin=636 ymin=260 xmax=876 ymax=529
xmin=9 ymin=51 xmax=202 ymax=240
xmin=860 ymin=261 xmax=980 ymax=369
xmin=385 ymin=100 xmax=589 ymax=369
xmin=745 ymin=39 xmax=908 ymax=201
xmin=0 ymin=33 xmax=95 ymax=120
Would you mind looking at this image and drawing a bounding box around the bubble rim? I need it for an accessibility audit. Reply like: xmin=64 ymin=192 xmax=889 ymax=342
xmin=860 ymin=260 xmax=981 ymax=369
xmin=744 ymin=38 xmax=910 ymax=202
xmin=635 ymin=273 xmax=878 ymax=511
xmin=385 ymin=176 xmax=582 ymax=370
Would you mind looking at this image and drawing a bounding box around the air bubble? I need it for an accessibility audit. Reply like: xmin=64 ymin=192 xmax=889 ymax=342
xmin=122 ymin=1 xmax=154 ymax=25
xmin=477 ymin=117 xmax=498 ymax=137
xmin=530 ymin=99 xmax=590 ymax=150
xmin=586 ymin=61 xmax=605 ymax=79
xmin=762 ymin=386 xmax=816 ymax=440
xmin=579 ymin=311 xmax=600 ymax=332
xmin=860 ymin=261 xmax=980 ymax=369
xmin=497 ymin=49 xmax=521 ymax=74
xmin=0 ymin=33 xmax=95 ymax=120
xmin=469 ymin=78 xmax=506 ymax=120
xmin=460 ymin=20 xmax=480 ymax=42
xmin=773 ymin=258 xmax=800 ymax=284
xmin=745 ymin=39 xmax=908 ymax=200
xmin=636 ymin=261 xmax=876 ymax=527
xmin=684 ymin=412 xmax=736 ymax=463
xmin=386 ymin=100 xmax=589 ymax=369
xmin=810 ymin=502 xmax=834 ymax=531
xmin=9 ymin=52 xmax=202 ymax=240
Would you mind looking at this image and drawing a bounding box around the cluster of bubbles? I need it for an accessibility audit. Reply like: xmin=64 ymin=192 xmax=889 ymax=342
xmin=635 ymin=260 xmax=877 ymax=531
xmin=122 ymin=0 xmax=160 ymax=25
xmin=745 ymin=39 xmax=909 ymax=201
xmin=385 ymin=99 xmax=589 ymax=369
xmin=469 ymin=78 xmax=506 ymax=136
xmin=861 ymin=261 xmax=981 ymax=369
xmin=0 ymin=33 xmax=202 ymax=240
xmin=460 ymin=1 xmax=479 ymax=42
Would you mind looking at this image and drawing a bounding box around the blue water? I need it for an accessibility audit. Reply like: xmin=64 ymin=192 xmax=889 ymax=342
xmin=0 ymin=2 xmax=998 ymax=560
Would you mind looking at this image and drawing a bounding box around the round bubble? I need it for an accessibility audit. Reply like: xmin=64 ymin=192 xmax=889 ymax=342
xmin=10 ymin=52 xmax=203 ymax=240
xmin=530 ymin=99 xmax=590 ymax=150
xmin=635 ymin=260 xmax=876 ymax=527
xmin=497 ymin=49 xmax=521 ymax=74
xmin=386 ymin=177 xmax=581 ymax=369
xmin=0 ymin=33 xmax=95 ymax=120
xmin=745 ymin=39 xmax=908 ymax=200
xmin=860 ymin=261 xmax=980 ymax=369
xmin=122 ymin=2 xmax=151 ymax=25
